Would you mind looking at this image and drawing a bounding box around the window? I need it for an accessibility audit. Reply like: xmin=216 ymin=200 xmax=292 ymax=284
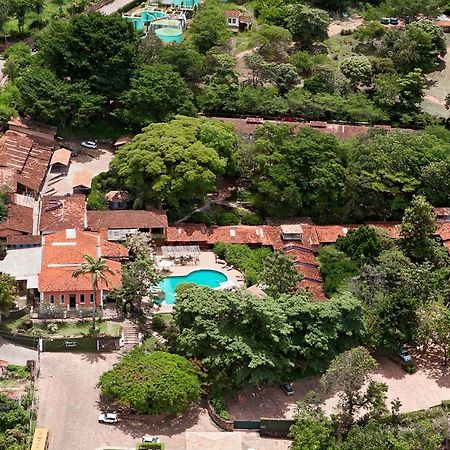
xmin=80 ymin=294 xmax=85 ymax=304
xmin=60 ymin=294 xmax=65 ymax=304
xmin=90 ymin=294 xmax=94 ymax=304
xmin=49 ymin=294 xmax=54 ymax=304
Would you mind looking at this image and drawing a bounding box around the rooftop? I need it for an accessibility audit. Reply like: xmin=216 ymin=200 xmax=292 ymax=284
xmin=0 ymin=130 xmax=54 ymax=193
xmin=72 ymin=171 xmax=93 ymax=189
xmin=50 ymin=148 xmax=71 ymax=166
xmin=224 ymin=9 xmax=241 ymax=17
xmin=39 ymin=195 xmax=86 ymax=233
xmin=0 ymin=203 xmax=33 ymax=234
xmin=87 ymin=209 xmax=168 ymax=231
xmin=39 ymin=229 xmax=125 ymax=293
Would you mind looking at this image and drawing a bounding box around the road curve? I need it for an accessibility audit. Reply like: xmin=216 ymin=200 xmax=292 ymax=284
xmin=98 ymin=0 xmax=135 ymax=15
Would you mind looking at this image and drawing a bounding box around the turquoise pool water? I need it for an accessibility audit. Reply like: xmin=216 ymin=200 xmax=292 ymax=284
xmin=158 ymin=269 xmax=228 ymax=304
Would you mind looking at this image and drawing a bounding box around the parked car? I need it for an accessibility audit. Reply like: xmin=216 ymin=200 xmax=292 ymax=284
xmin=399 ymin=349 xmax=412 ymax=363
xmin=98 ymin=412 xmax=118 ymax=424
xmin=380 ymin=17 xmax=390 ymax=25
xmin=281 ymin=382 xmax=294 ymax=396
xmin=142 ymin=435 xmax=160 ymax=443
xmin=81 ymin=140 xmax=97 ymax=149
xmin=390 ymin=17 xmax=399 ymax=25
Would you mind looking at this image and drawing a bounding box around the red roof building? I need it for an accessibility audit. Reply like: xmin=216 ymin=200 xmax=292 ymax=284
xmin=39 ymin=229 xmax=127 ymax=309
xmin=40 ymin=195 xmax=86 ymax=234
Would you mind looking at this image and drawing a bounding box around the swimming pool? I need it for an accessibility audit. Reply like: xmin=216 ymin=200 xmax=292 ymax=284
xmin=158 ymin=269 xmax=228 ymax=304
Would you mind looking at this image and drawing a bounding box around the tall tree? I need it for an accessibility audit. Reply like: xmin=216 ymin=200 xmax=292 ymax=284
xmin=285 ymin=4 xmax=329 ymax=48
xmin=0 ymin=274 xmax=16 ymax=316
xmin=259 ymin=251 xmax=302 ymax=297
xmin=321 ymin=347 xmax=386 ymax=429
xmin=400 ymin=195 xmax=437 ymax=262
xmin=72 ymin=255 xmax=114 ymax=330
xmin=37 ymin=13 xmax=138 ymax=98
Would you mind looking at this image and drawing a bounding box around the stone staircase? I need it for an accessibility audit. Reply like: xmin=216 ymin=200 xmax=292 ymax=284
xmin=122 ymin=321 xmax=140 ymax=349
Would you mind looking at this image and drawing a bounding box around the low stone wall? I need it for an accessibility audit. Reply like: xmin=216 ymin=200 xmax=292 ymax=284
xmin=206 ymin=399 xmax=234 ymax=432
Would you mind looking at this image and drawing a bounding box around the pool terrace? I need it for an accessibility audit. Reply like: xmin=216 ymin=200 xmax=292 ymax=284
xmin=153 ymin=250 xmax=245 ymax=313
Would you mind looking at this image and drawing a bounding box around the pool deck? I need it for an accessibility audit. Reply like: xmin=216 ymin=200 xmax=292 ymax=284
xmin=154 ymin=251 xmax=245 ymax=313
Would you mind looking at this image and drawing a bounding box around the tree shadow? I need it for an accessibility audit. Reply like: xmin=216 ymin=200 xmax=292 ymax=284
xmin=413 ymin=347 xmax=450 ymax=388
xmin=98 ymin=402 xmax=205 ymax=438
xmin=372 ymin=354 xmax=407 ymax=381
xmin=80 ymin=352 xmax=107 ymax=364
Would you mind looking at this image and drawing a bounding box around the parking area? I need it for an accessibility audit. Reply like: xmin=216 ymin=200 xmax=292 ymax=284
xmin=228 ymin=354 xmax=450 ymax=420
xmin=37 ymin=352 xmax=290 ymax=450
xmin=42 ymin=145 xmax=113 ymax=196
xmin=0 ymin=337 xmax=37 ymax=365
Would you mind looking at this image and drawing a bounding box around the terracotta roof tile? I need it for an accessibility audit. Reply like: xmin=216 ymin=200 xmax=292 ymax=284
xmin=40 ymin=195 xmax=86 ymax=233
xmin=73 ymin=171 xmax=92 ymax=189
xmin=0 ymin=203 xmax=33 ymax=234
xmin=88 ymin=209 xmax=168 ymax=231
xmin=224 ymin=9 xmax=241 ymax=17
xmin=7 ymin=234 xmax=42 ymax=246
xmin=50 ymin=148 xmax=71 ymax=166
xmin=39 ymin=229 xmax=124 ymax=292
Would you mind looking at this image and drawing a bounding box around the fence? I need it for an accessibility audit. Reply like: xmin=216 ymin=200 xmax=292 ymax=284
xmin=260 ymin=418 xmax=295 ymax=438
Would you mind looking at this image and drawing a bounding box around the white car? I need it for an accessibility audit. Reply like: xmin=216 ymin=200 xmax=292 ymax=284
xmin=142 ymin=435 xmax=160 ymax=443
xmin=81 ymin=140 xmax=97 ymax=149
xmin=98 ymin=412 xmax=118 ymax=424
xmin=399 ymin=349 xmax=412 ymax=363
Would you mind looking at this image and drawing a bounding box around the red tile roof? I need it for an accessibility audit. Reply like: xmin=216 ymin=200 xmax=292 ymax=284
xmin=7 ymin=234 xmax=42 ymax=246
xmin=40 ymin=195 xmax=86 ymax=233
xmin=88 ymin=209 xmax=168 ymax=231
xmin=224 ymin=9 xmax=241 ymax=17
xmin=39 ymin=229 xmax=125 ymax=293
xmin=0 ymin=168 xmax=18 ymax=192
xmin=73 ymin=171 xmax=93 ymax=189
xmin=0 ymin=130 xmax=54 ymax=192
xmin=210 ymin=117 xmax=413 ymax=141
xmin=0 ymin=203 xmax=33 ymax=234
xmin=50 ymin=148 xmax=71 ymax=166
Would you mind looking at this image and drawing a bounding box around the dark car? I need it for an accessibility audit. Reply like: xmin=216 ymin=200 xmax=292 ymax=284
xmin=380 ymin=17 xmax=390 ymax=25
xmin=390 ymin=17 xmax=399 ymax=25
xmin=281 ymin=382 xmax=294 ymax=396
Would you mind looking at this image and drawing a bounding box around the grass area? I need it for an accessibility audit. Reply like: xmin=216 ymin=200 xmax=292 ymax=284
xmin=0 ymin=314 xmax=121 ymax=337
xmin=234 ymin=29 xmax=260 ymax=54
xmin=141 ymin=336 xmax=157 ymax=352
xmin=59 ymin=117 xmax=128 ymax=141
xmin=4 ymin=0 xmax=73 ymax=35
xmin=325 ymin=34 xmax=358 ymax=69
xmin=0 ymin=313 xmax=30 ymax=333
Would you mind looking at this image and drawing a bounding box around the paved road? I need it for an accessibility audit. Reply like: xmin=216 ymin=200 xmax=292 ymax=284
xmin=0 ymin=337 xmax=37 ymax=365
xmin=98 ymin=0 xmax=135 ymax=15
xmin=37 ymin=352 xmax=290 ymax=450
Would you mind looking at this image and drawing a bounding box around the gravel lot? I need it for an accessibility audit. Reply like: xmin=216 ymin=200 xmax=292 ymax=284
xmin=37 ymin=352 xmax=290 ymax=450
xmin=229 ymin=354 xmax=450 ymax=420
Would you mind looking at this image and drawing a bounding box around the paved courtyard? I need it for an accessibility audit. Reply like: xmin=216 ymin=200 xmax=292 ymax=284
xmin=37 ymin=352 xmax=290 ymax=450
xmin=0 ymin=337 xmax=37 ymax=365
xmin=228 ymin=354 xmax=450 ymax=420
xmin=42 ymin=147 xmax=113 ymax=196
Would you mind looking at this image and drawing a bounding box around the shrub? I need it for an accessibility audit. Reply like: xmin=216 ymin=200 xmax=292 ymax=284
xmin=136 ymin=443 xmax=165 ymax=450
xmin=46 ymin=322 xmax=58 ymax=334
xmin=210 ymin=395 xmax=232 ymax=421
xmin=403 ymin=363 xmax=417 ymax=374
xmin=240 ymin=212 xmax=264 ymax=225
xmin=216 ymin=211 xmax=240 ymax=226
xmin=152 ymin=314 xmax=166 ymax=332
xmin=187 ymin=211 xmax=213 ymax=226
xmin=6 ymin=364 xmax=29 ymax=379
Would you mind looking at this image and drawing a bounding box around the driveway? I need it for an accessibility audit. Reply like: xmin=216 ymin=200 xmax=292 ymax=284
xmin=229 ymin=355 xmax=450 ymax=420
xmin=37 ymin=352 xmax=290 ymax=450
xmin=42 ymin=146 xmax=113 ymax=196
xmin=98 ymin=0 xmax=135 ymax=15
xmin=0 ymin=338 xmax=37 ymax=365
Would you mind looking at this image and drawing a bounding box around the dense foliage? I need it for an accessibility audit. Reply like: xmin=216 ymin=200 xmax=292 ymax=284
xmin=98 ymin=350 xmax=201 ymax=414
xmin=0 ymin=393 xmax=28 ymax=449
xmin=91 ymin=116 xmax=236 ymax=210
xmin=173 ymin=285 xmax=364 ymax=387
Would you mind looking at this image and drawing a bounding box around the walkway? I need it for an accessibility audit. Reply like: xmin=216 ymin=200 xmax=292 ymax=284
xmin=98 ymin=0 xmax=135 ymax=15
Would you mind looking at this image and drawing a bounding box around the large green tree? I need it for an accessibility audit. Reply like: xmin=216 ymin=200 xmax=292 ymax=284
xmin=321 ymin=347 xmax=386 ymax=429
xmin=0 ymin=274 xmax=16 ymax=316
xmin=188 ymin=0 xmax=229 ymax=53
xmin=285 ymin=4 xmax=330 ymax=48
xmin=37 ymin=13 xmax=138 ymax=98
xmin=118 ymin=64 xmax=196 ymax=129
xmin=101 ymin=116 xmax=233 ymax=209
xmin=98 ymin=350 xmax=201 ymax=414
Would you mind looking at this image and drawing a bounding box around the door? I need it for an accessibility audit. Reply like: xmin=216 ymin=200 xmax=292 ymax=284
xmin=69 ymin=294 xmax=76 ymax=308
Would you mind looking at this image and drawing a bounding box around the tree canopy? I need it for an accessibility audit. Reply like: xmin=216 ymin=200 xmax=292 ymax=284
xmin=98 ymin=350 xmax=201 ymax=415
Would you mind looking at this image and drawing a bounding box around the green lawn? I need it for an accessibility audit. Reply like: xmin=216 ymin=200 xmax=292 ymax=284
xmin=0 ymin=312 xmax=30 ymax=333
xmin=325 ymin=34 xmax=358 ymax=69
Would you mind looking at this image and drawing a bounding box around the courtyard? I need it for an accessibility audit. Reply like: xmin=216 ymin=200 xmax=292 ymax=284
xmin=36 ymin=351 xmax=290 ymax=450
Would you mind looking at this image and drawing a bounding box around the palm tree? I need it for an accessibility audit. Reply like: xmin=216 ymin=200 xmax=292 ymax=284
xmin=72 ymin=255 xmax=114 ymax=331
